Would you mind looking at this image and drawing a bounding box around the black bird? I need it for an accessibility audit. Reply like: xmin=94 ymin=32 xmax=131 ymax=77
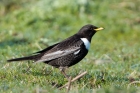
xmin=7 ymin=24 xmax=104 ymax=79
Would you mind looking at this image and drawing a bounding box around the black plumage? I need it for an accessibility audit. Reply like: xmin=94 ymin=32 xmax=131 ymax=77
xmin=7 ymin=24 xmax=104 ymax=79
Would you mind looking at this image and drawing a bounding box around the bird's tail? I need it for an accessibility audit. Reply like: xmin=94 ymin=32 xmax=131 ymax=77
xmin=7 ymin=54 xmax=40 ymax=62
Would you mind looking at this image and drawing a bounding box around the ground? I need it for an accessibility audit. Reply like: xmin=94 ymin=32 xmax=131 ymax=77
xmin=0 ymin=0 xmax=140 ymax=93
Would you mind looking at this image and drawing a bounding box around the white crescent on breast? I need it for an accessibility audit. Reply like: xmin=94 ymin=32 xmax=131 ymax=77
xmin=80 ymin=38 xmax=90 ymax=50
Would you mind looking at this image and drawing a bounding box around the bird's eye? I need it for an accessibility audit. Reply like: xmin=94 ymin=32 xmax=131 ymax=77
xmin=90 ymin=27 xmax=93 ymax=30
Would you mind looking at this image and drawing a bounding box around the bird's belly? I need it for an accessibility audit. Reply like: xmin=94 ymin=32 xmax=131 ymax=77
xmin=45 ymin=49 xmax=88 ymax=68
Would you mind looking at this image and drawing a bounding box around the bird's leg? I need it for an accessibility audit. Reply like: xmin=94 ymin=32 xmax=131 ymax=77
xmin=59 ymin=67 xmax=69 ymax=80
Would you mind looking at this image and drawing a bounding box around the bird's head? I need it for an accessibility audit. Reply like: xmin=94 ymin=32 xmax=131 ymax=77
xmin=77 ymin=24 xmax=104 ymax=41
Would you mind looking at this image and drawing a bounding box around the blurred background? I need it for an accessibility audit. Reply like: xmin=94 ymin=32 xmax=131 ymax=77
xmin=0 ymin=0 xmax=140 ymax=92
xmin=0 ymin=0 xmax=140 ymax=64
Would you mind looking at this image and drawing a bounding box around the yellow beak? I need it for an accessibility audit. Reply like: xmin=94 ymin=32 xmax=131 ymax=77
xmin=94 ymin=27 xmax=104 ymax=31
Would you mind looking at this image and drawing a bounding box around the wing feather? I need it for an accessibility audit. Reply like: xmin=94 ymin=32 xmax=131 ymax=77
xmin=34 ymin=34 xmax=83 ymax=63
xmin=35 ymin=47 xmax=80 ymax=63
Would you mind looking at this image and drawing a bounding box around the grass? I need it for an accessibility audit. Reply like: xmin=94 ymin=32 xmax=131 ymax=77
xmin=0 ymin=0 xmax=140 ymax=92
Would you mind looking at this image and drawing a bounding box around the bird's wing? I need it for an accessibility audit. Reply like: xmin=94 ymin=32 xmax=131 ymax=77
xmin=33 ymin=34 xmax=83 ymax=63
xmin=35 ymin=46 xmax=80 ymax=63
